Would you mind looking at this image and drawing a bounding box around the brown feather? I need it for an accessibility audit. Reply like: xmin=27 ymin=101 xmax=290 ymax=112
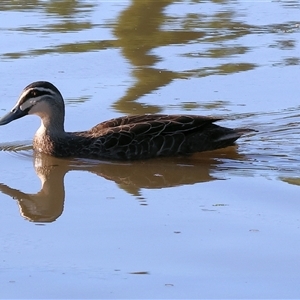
xmin=0 ymin=81 xmax=255 ymax=160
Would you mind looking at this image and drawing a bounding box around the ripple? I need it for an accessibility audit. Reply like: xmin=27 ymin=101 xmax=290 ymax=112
xmin=0 ymin=108 xmax=299 ymax=180
xmin=227 ymin=107 xmax=300 ymax=178
xmin=0 ymin=140 xmax=33 ymax=160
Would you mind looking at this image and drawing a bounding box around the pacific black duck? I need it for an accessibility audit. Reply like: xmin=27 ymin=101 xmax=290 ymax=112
xmin=0 ymin=81 xmax=253 ymax=160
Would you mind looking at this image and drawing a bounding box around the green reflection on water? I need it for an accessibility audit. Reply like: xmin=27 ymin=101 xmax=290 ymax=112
xmin=3 ymin=0 xmax=298 ymax=116
xmin=0 ymin=0 xmax=95 ymax=15
xmin=113 ymin=0 xmax=202 ymax=114
xmin=1 ymin=0 xmax=260 ymax=114
xmin=281 ymin=177 xmax=300 ymax=186
xmin=4 ymin=40 xmax=114 ymax=59
xmin=112 ymin=0 xmax=260 ymax=114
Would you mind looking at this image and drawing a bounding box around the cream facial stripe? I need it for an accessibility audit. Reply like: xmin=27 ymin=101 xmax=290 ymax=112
xmin=18 ymin=87 xmax=56 ymax=111
xmin=19 ymin=87 xmax=56 ymax=101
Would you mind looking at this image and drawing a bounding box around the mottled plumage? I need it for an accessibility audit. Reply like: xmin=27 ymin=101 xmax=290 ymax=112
xmin=0 ymin=81 xmax=253 ymax=160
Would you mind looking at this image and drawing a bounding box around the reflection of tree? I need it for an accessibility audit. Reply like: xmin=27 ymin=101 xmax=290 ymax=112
xmin=0 ymin=1 xmax=40 ymax=11
xmin=0 ymin=149 xmax=244 ymax=223
xmin=0 ymin=1 xmax=94 ymax=17
xmin=281 ymin=178 xmax=300 ymax=186
xmin=44 ymin=0 xmax=96 ymax=32
xmin=1 ymin=0 xmax=98 ymax=59
xmin=113 ymin=0 xmax=203 ymax=114
xmin=45 ymin=1 xmax=94 ymax=18
xmin=112 ymin=1 xmax=259 ymax=114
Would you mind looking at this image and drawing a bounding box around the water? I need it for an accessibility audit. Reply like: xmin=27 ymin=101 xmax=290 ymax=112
xmin=0 ymin=1 xmax=300 ymax=298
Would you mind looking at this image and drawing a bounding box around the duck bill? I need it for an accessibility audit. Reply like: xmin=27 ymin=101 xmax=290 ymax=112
xmin=0 ymin=107 xmax=27 ymax=125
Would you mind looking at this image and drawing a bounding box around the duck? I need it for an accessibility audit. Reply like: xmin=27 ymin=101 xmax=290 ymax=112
xmin=0 ymin=81 xmax=253 ymax=160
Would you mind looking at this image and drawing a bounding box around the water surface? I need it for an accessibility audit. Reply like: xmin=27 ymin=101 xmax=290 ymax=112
xmin=0 ymin=1 xmax=300 ymax=298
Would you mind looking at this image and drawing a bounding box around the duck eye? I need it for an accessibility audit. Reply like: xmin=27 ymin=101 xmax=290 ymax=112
xmin=27 ymin=90 xmax=39 ymax=98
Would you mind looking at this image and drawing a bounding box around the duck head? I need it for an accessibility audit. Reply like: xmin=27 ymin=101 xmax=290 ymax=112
xmin=0 ymin=81 xmax=65 ymax=126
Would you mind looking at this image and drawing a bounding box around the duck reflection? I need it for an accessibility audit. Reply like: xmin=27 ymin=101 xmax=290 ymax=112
xmin=0 ymin=155 xmax=65 ymax=223
xmin=0 ymin=148 xmax=243 ymax=223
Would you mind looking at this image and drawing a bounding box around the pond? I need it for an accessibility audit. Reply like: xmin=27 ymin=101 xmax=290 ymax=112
xmin=0 ymin=1 xmax=300 ymax=298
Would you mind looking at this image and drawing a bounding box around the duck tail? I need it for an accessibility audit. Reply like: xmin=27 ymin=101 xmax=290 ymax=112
xmin=214 ymin=128 xmax=255 ymax=143
xmin=188 ymin=125 xmax=256 ymax=153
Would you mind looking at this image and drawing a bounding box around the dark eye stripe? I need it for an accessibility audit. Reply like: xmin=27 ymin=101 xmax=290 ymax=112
xmin=19 ymin=88 xmax=54 ymax=105
xmin=28 ymin=89 xmax=52 ymax=98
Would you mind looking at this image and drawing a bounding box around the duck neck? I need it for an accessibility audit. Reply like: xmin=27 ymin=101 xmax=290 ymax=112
xmin=41 ymin=118 xmax=64 ymax=136
xmin=36 ymin=109 xmax=66 ymax=139
xmin=37 ymin=101 xmax=65 ymax=137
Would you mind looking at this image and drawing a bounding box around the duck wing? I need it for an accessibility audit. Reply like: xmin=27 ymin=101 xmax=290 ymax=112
xmin=90 ymin=114 xmax=221 ymax=132
xmin=76 ymin=115 xmax=248 ymax=160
